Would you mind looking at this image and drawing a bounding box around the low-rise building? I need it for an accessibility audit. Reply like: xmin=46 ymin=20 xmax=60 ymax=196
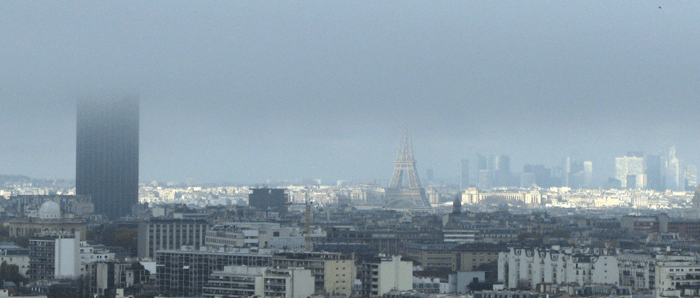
xmin=156 ymin=248 xmax=273 ymax=297
xmin=202 ymin=266 xmax=314 ymax=298
xmin=272 ymin=251 xmax=355 ymax=296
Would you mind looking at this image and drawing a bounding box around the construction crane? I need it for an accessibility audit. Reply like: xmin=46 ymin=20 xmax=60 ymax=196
xmin=285 ymin=199 xmax=313 ymax=252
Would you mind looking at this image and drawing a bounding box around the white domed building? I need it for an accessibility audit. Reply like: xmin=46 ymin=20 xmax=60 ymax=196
xmin=39 ymin=201 xmax=61 ymax=219
xmin=8 ymin=200 xmax=87 ymax=240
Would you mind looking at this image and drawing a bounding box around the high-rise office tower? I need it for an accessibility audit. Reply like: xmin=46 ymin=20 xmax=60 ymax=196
xmin=460 ymin=159 xmax=469 ymax=189
xmin=472 ymin=154 xmax=487 ymax=185
xmin=667 ymin=146 xmax=684 ymax=191
xmin=583 ymin=161 xmax=593 ymax=187
xmin=478 ymin=170 xmax=492 ymax=190
xmin=523 ymin=164 xmax=553 ymax=188
xmin=645 ymin=155 xmax=664 ymax=191
xmin=494 ymin=154 xmax=512 ymax=187
xmin=563 ymin=157 xmax=572 ymax=187
xmin=76 ymin=96 xmax=139 ymax=218
xmin=686 ymin=165 xmax=697 ymax=191
xmin=615 ymin=155 xmax=644 ymax=189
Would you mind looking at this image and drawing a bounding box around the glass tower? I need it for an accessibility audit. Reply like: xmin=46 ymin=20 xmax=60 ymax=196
xmin=76 ymin=96 xmax=139 ymax=218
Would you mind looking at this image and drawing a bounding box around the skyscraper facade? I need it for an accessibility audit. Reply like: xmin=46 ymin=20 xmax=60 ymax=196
xmin=645 ymin=155 xmax=664 ymax=191
xmin=583 ymin=161 xmax=593 ymax=188
xmin=667 ymin=146 xmax=684 ymax=191
xmin=686 ymin=165 xmax=697 ymax=191
xmin=472 ymin=154 xmax=487 ymax=185
xmin=76 ymin=97 xmax=139 ymax=218
xmin=615 ymin=155 xmax=644 ymax=189
xmin=460 ymin=159 xmax=469 ymax=189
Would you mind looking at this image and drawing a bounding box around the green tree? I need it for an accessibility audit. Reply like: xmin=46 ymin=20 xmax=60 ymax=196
xmin=0 ymin=261 xmax=26 ymax=286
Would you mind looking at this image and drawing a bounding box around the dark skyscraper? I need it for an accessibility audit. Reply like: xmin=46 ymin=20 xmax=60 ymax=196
xmin=76 ymin=96 xmax=139 ymax=218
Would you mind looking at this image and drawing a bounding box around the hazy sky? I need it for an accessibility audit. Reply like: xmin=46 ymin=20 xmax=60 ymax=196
xmin=1 ymin=1 xmax=699 ymax=184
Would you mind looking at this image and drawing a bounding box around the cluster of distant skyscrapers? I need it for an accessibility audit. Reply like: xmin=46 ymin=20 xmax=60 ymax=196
xmin=455 ymin=146 xmax=695 ymax=191
xmin=614 ymin=146 xmax=696 ymax=191
xmin=458 ymin=155 xmax=593 ymax=190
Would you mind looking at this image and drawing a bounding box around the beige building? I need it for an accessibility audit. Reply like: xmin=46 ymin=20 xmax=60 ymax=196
xmin=406 ymin=243 xmax=507 ymax=271
xmin=272 ymin=252 xmax=355 ymax=295
xmin=6 ymin=201 xmax=87 ymax=241
xmin=324 ymin=259 xmax=356 ymax=296
xmin=461 ymin=188 xmax=542 ymax=205
xmin=0 ymin=253 xmax=29 ymax=277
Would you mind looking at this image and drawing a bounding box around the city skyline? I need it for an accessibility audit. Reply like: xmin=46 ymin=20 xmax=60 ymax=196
xmin=1 ymin=2 xmax=699 ymax=183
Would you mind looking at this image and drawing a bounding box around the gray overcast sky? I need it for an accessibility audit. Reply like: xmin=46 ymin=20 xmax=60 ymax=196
xmin=1 ymin=1 xmax=699 ymax=184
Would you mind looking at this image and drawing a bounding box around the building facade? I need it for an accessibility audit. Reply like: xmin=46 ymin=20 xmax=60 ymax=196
xmin=249 ymin=188 xmax=288 ymax=214
xmin=156 ymin=249 xmax=272 ymax=297
xmin=271 ymin=252 xmax=355 ymax=296
xmin=202 ymin=266 xmax=314 ymax=298
xmin=498 ymin=247 xmax=619 ymax=290
xmin=137 ymin=219 xmax=210 ymax=259
xmin=359 ymin=255 xmax=412 ymax=298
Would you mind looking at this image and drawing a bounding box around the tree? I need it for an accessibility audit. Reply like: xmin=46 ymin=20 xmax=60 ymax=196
xmin=0 ymin=261 xmax=26 ymax=286
xmin=89 ymin=224 xmax=138 ymax=256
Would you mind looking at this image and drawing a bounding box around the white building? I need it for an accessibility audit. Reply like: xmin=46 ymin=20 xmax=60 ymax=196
xmin=498 ymin=246 xmax=619 ymax=291
xmin=617 ymin=252 xmax=656 ymax=291
xmin=362 ymin=255 xmax=413 ymax=298
xmin=54 ymin=232 xmax=116 ymax=278
xmin=615 ymin=156 xmax=645 ymax=189
xmin=54 ymin=232 xmax=80 ymax=279
xmin=202 ymin=265 xmax=314 ymax=298
xmin=653 ymin=254 xmax=700 ymax=298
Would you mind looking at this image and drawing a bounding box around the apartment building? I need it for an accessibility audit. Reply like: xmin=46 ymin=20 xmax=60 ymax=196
xmin=271 ymin=252 xmax=355 ymax=296
xmin=156 ymin=248 xmax=272 ymax=297
xmin=202 ymin=266 xmax=314 ymax=298
xmin=498 ymin=246 xmax=619 ymax=290
xmin=137 ymin=218 xmax=210 ymax=258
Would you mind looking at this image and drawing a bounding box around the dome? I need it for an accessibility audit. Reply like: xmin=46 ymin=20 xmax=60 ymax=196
xmin=39 ymin=201 xmax=61 ymax=219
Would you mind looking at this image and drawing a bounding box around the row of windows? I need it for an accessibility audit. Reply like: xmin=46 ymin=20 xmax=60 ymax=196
xmin=669 ymin=268 xmax=700 ymax=272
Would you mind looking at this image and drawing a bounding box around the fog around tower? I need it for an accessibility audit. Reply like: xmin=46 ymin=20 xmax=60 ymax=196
xmin=1 ymin=1 xmax=699 ymax=184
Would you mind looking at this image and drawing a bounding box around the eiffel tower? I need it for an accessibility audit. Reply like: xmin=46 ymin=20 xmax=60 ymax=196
xmin=385 ymin=129 xmax=430 ymax=208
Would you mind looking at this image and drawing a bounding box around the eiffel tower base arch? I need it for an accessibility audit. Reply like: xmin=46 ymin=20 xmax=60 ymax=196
xmin=385 ymin=188 xmax=430 ymax=208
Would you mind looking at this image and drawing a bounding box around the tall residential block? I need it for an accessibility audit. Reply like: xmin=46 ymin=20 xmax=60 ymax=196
xmin=76 ymin=97 xmax=139 ymax=218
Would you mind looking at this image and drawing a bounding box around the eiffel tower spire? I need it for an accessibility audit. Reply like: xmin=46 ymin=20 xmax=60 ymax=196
xmin=385 ymin=129 xmax=430 ymax=208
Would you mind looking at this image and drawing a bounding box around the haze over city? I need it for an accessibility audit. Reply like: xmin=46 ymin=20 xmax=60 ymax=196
xmin=2 ymin=1 xmax=699 ymax=184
